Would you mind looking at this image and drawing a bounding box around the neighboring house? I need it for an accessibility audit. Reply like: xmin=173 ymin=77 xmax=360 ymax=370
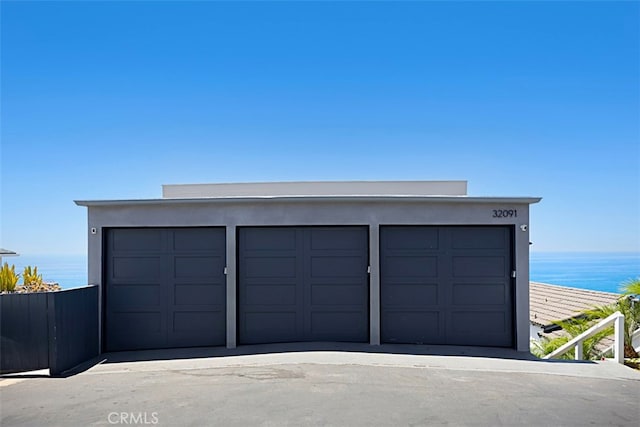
xmin=76 ymin=180 xmax=541 ymax=354
xmin=529 ymin=281 xmax=630 ymax=353
xmin=529 ymin=281 xmax=621 ymax=341
xmin=0 ymin=248 xmax=19 ymax=266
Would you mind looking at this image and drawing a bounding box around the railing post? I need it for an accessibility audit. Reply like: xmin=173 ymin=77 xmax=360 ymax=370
xmin=614 ymin=314 xmax=624 ymax=364
xmin=543 ymin=311 xmax=624 ymax=362
xmin=574 ymin=341 xmax=583 ymax=360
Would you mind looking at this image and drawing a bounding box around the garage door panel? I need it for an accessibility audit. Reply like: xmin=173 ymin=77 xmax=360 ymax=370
xmin=109 ymin=284 xmax=162 ymax=308
xmin=452 ymin=283 xmax=507 ymax=305
xmin=243 ymin=228 xmax=297 ymax=251
xmin=170 ymin=311 xmax=226 ymax=347
xmin=311 ymin=284 xmax=365 ymax=306
xmin=238 ymin=226 xmax=368 ymax=344
xmin=243 ymin=312 xmax=298 ymax=343
xmin=450 ymin=311 xmax=506 ymax=333
xmin=112 ymin=229 xmax=163 ymax=252
xmin=310 ymin=228 xmax=365 ymax=250
xmin=310 ymin=256 xmax=364 ymax=278
xmin=380 ymin=276 xmax=433 ymax=285
xmin=112 ymin=312 xmax=163 ymax=330
xmin=108 ymin=330 xmax=164 ymax=350
xmin=172 ymin=228 xmax=225 ymax=251
xmin=170 ymin=332 xmax=225 ymax=348
xmin=450 ymin=227 xmax=507 ymax=249
xmin=382 ymin=283 xmax=439 ymax=307
xmin=173 ymin=283 xmax=224 ymax=306
xmin=244 ymin=257 xmax=297 ymax=278
xmin=174 ymin=256 xmax=222 ymax=278
xmin=310 ymin=311 xmax=367 ymax=340
xmin=105 ymin=227 xmax=226 ymax=352
xmin=381 ymin=226 xmax=513 ymax=348
xmin=452 ymin=256 xmax=505 ymax=277
xmin=382 ymin=311 xmax=442 ymax=344
xmin=383 ymin=256 xmax=438 ymax=277
xmin=108 ymin=312 xmax=164 ymax=350
xmin=382 ymin=227 xmax=439 ymax=250
xmin=172 ymin=311 xmax=222 ymax=331
xmin=242 ymin=277 xmax=298 ymax=285
xmin=448 ymin=311 xmax=510 ymax=347
xmin=244 ymin=284 xmax=297 ymax=305
xmin=112 ymin=257 xmax=161 ymax=280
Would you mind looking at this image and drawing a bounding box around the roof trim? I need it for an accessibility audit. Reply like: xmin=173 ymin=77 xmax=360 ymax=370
xmin=75 ymin=195 xmax=542 ymax=207
xmin=529 ymin=281 xmax=621 ymax=328
xmin=162 ymin=180 xmax=469 ymax=198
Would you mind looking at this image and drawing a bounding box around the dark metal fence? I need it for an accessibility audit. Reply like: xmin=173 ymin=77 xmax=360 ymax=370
xmin=0 ymin=286 xmax=99 ymax=376
xmin=0 ymin=292 xmax=49 ymax=373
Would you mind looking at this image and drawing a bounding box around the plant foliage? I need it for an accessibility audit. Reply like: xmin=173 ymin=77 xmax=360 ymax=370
xmin=17 ymin=265 xmax=60 ymax=293
xmin=583 ymin=278 xmax=640 ymax=358
xmin=531 ymin=316 xmax=612 ymax=361
xmin=532 ymin=277 xmax=640 ymax=361
xmin=0 ymin=262 xmax=19 ymax=292
xmin=22 ymin=265 xmax=44 ymax=287
xmin=22 ymin=265 xmax=43 ymax=286
xmin=620 ymin=277 xmax=640 ymax=297
xmin=531 ymin=334 xmax=573 ymax=360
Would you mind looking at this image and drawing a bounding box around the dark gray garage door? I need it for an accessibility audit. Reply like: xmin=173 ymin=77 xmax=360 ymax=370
xmin=381 ymin=226 xmax=514 ymax=347
xmin=104 ymin=228 xmax=226 ymax=351
xmin=238 ymin=227 xmax=369 ymax=344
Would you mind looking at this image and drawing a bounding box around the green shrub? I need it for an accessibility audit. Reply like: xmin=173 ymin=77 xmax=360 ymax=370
xmin=533 ymin=277 xmax=640 ymax=360
xmin=584 ymin=278 xmax=640 ymax=358
xmin=531 ymin=316 xmax=612 ymax=360
xmin=531 ymin=335 xmax=573 ymax=360
xmin=0 ymin=263 xmax=19 ymax=292
xmin=22 ymin=266 xmax=43 ymax=287
xmin=18 ymin=265 xmax=60 ymax=293
xmin=621 ymin=277 xmax=640 ymax=296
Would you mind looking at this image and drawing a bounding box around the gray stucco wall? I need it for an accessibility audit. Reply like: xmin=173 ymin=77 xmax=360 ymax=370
xmin=84 ymin=199 xmax=533 ymax=352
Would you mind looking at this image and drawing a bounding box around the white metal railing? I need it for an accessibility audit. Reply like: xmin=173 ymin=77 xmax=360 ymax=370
xmin=601 ymin=326 xmax=640 ymax=356
xmin=543 ymin=311 xmax=625 ymax=364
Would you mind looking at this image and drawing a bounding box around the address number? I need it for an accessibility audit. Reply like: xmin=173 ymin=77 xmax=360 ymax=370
xmin=492 ymin=209 xmax=517 ymax=218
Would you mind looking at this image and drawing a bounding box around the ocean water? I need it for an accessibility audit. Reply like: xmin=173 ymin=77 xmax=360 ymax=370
xmin=3 ymin=253 xmax=639 ymax=293
xmin=4 ymin=255 xmax=88 ymax=289
xmin=530 ymin=252 xmax=640 ymax=294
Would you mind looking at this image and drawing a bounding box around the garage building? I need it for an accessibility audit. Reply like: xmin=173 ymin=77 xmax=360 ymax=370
xmin=76 ymin=181 xmax=540 ymax=353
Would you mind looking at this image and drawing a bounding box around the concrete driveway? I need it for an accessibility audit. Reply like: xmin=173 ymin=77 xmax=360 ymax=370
xmin=1 ymin=344 xmax=639 ymax=426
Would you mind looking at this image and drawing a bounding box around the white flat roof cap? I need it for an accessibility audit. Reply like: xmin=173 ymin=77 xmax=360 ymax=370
xmin=75 ymin=195 xmax=542 ymax=207
xmin=162 ymin=181 xmax=468 ymax=199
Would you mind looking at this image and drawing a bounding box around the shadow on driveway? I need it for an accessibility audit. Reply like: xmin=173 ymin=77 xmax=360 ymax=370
xmin=99 ymin=341 xmax=594 ymax=364
xmin=1 ymin=341 xmax=596 ymax=379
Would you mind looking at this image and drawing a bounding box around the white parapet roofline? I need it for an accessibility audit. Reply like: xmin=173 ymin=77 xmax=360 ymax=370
xmin=75 ymin=195 xmax=542 ymax=207
xmin=161 ymin=180 xmax=469 ymax=199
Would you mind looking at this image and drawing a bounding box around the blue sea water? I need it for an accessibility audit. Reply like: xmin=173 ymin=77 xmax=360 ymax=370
xmin=3 ymin=253 xmax=639 ymax=293
xmin=530 ymin=252 xmax=640 ymax=294
xmin=5 ymin=255 xmax=88 ymax=289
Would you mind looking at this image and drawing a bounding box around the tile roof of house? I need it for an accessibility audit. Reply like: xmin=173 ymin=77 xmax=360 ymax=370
xmin=529 ymin=281 xmax=621 ymax=327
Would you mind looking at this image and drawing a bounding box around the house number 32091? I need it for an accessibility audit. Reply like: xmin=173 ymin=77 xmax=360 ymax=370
xmin=492 ymin=209 xmax=517 ymax=218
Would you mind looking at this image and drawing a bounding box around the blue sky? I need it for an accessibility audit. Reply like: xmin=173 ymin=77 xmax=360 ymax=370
xmin=1 ymin=1 xmax=638 ymax=255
